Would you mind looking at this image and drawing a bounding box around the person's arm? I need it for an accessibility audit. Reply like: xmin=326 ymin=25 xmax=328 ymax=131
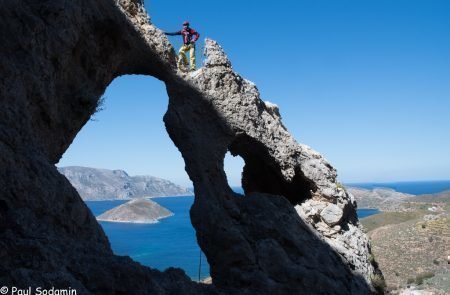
xmin=164 ymin=30 xmax=181 ymax=36
xmin=191 ymin=29 xmax=200 ymax=42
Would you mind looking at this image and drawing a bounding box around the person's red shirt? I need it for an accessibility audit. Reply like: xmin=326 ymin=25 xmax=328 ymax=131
xmin=165 ymin=27 xmax=200 ymax=45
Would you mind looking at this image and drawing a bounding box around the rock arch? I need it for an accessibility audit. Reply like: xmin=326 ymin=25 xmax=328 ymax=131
xmin=0 ymin=0 xmax=381 ymax=294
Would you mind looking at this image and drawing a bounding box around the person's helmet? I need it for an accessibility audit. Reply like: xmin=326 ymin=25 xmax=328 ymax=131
xmin=183 ymin=21 xmax=189 ymax=26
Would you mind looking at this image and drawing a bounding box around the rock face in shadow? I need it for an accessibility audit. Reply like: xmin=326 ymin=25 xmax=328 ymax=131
xmin=0 ymin=0 xmax=380 ymax=294
xmin=164 ymin=39 xmax=380 ymax=294
xmin=0 ymin=1 xmax=209 ymax=294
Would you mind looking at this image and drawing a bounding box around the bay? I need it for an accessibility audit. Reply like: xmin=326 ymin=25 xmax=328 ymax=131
xmin=357 ymin=208 xmax=380 ymax=219
xmin=85 ymin=181 xmax=448 ymax=280
xmin=86 ymin=196 xmax=209 ymax=281
xmin=85 ymin=195 xmax=379 ymax=280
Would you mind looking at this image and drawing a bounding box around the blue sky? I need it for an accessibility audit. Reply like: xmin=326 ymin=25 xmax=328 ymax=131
xmin=58 ymin=0 xmax=450 ymax=187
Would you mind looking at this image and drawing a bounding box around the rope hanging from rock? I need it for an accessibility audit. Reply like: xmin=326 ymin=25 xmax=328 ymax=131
xmin=198 ymin=248 xmax=202 ymax=282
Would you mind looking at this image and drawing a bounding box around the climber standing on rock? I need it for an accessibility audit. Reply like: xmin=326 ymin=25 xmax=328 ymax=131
xmin=164 ymin=21 xmax=200 ymax=71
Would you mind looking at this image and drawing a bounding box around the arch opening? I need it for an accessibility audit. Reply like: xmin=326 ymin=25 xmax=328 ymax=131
xmin=224 ymin=151 xmax=245 ymax=195
xmin=57 ymin=74 xmax=211 ymax=281
xmin=228 ymin=134 xmax=317 ymax=205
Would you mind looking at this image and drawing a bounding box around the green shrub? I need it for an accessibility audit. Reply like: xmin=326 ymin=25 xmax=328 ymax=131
xmin=371 ymin=273 xmax=386 ymax=294
xmin=415 ymin=271 xmax=435 ymax=285
xmin=336 ymin=182 xmax=344 ymax=189
xmin=91 ymin=96 xmax=107 ymax=121
xmin=369 ymin=253 xmax=380 ymax=269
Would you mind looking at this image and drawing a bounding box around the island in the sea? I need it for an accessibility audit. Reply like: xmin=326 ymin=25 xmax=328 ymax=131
xmin=97 ymin=198 xmax=174 ymax=223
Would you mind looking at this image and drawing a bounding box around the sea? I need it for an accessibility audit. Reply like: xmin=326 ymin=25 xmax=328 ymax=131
xmin=345 ymin=180 xmax=450 ymax=195
xmin=85 ymin=180 xmax=450 ymax=281
xmin=86 ymin=196 xmax=210 ymax=280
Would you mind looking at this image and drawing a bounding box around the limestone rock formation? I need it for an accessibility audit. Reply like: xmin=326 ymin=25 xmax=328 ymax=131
xmin=0 ymin=0 xmax=381 ymax=294
xmin=164 ymin=39 xmax=381 ymax=293
xmin=0 ymin=1 xmax=209 ymax=294
xmin=59 ymin=166 xmax=191 ymax=200
xmin=97 ymin=198 xmax=173 ymax=223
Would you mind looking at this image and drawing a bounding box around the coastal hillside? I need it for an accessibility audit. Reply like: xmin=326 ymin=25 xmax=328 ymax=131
xmin=347 ymin=187 xmax=414 ymax=211
xmin=358 ymin=190 xmax=450 ymax=293
xmin=58 ymin=166 xmax=191 ymax=201
xmin=415 ymin=190 xmax=450 ymax=204
xmin=97 ymin=198 xmax=173 ymax=223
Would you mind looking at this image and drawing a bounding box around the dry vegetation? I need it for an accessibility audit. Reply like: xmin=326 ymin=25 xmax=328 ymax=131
xmin=361 ymin=211 xmax=423 ymax=233
xmin=359 ymin=191 xmax=450 ymax=294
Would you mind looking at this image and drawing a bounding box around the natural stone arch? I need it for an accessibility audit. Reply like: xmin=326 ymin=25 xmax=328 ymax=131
xmin=0 ymin=0 xmax=382 ymax=294
xmin=164 ymin=39 xmax=380 ymax=293
xmin=228 ymin=134 xmax=317 ymax=204
xmin=0 ymin=1 xmax=208 ymax=294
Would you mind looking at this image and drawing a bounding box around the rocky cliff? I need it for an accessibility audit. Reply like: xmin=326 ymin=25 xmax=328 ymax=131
xmin=0 ymin=0 xmax=381 ymax=294
xmin=59 ymin=166 xmax=190 ymax=200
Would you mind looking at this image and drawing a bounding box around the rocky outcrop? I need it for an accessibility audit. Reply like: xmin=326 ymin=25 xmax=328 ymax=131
xmin=97 ymin=198 xmax=173 ymax=223
xmin=0 ymin=0 xmax=380 ymax=294
xmin=59 ymin=166 xmax=191 ymax=200
xmin=0 ymin=1 xmax=208 ymax=294
xmin=164 ymin=39 xmax=380 ymax=293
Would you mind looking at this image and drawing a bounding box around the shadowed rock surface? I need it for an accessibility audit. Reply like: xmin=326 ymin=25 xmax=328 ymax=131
xmin=97 ymin=198 xmax=173 ymax=223
xmin=0 ymin=0 xmax=210 ymax=294
xmin=0 ymin=0 xmax=380 ymax=294
xmin=165 ymin=39 xmax=380 ymax=294
xmin=59 ymin=166 xmax=190 ymax=200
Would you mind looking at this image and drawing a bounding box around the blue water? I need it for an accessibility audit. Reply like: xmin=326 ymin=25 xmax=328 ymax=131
xmin=86 ymin=196 xmax=209 ymax=281
xmin=85 ymin=182 xmax=449 ymax=279
xmin=357 ymin=208 xmax=380 ymax=218
xmin=86 ymin=195 xmax=380 ymax=280
xmin=347 ymin=180 xmax=450 ymax=195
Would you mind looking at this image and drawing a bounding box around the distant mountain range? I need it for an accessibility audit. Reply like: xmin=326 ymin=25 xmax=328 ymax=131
xmin=348 ymin=186 xmax=450 ymax=212
xmin=58 ymin=166 xmax=192 ymax=201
